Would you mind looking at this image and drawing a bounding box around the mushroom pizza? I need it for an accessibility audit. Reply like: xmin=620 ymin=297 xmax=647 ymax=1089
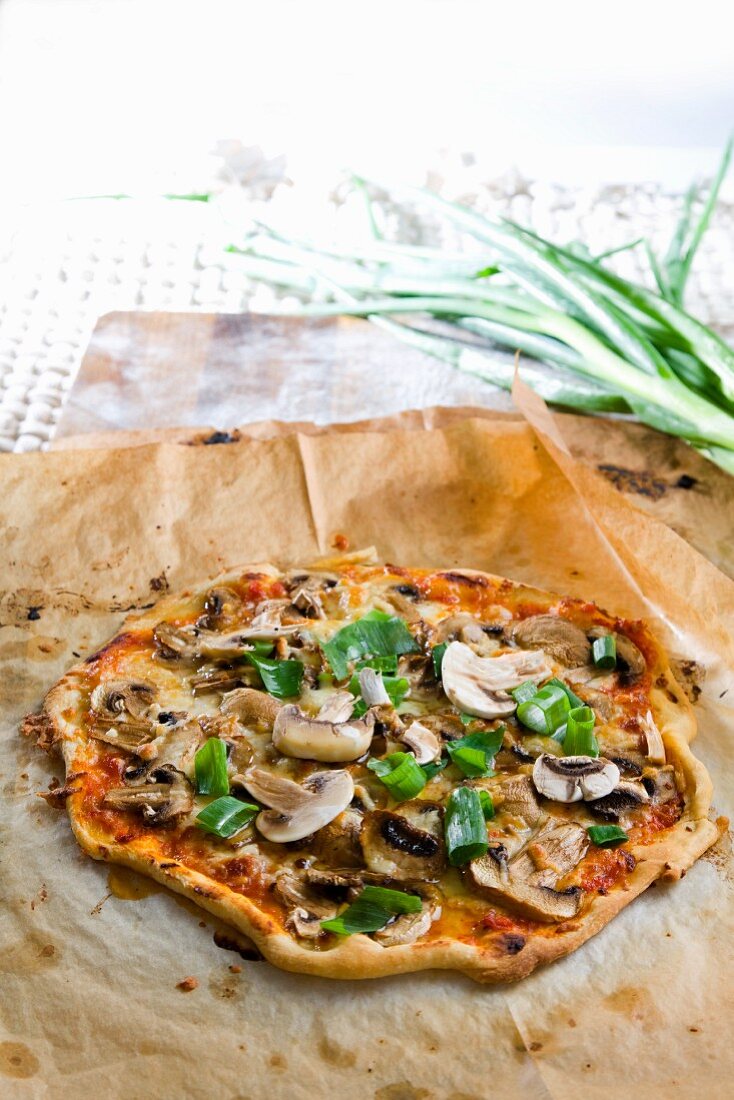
xmin=29 ymin=559 xmax=720 ymax=982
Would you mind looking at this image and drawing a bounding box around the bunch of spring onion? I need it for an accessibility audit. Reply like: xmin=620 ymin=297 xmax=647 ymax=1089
xmin=225 ymin=142 xmax=734 ymax=474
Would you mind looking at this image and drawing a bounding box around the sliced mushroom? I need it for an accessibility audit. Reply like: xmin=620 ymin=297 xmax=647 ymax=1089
xmin=242 ymin=766 xmax=354 ymax=843
xmin=91 ymin=680 xmax=156 ymax=720
xmin=640 ymin=709 xmax=666 ymax=764
xmin=532 ymin=754 xmax=620 ymax=803
xmin=302 ymin=868 xmax=388 ymax=892
xmin=272 ymin=704 xmax=375 ymax=763
xmin=371 ymin=703 xmax=406 ymax=739
xmin=400 ymin=720 xmax=442 ymax=765
xmin=589 ymin=627 xmax=646 ymax=678
xmin=133 ymin=716 xmax=203 ymax=774
xmin=434 ymin=613 xmax=479 ymax=643
xmin=373 ymin=902 xmax=439 ymax=947
xmin=311 ymin=808 xmax=365 ymax=867
xmin=468 ymin=820 xmax=588 ymax=922
xmin=316 ymin=691 xmax=356 ymax=723
xmin=153 ymin=622 xmax=199 ymax=659
xmin=103 ymin=767 xmax=193 ymax=824
xmin=512 ymin=615 xmax=592 ymax=668
xmin=360 ymin=804 xmax=446 ymax=882
xmin=197 ymin=626 xmax=296 ymax=660
xmin=220 ymin=687 xmax=282 ymax=728
xmin=290 ymin=583 xmax=325 ymax=619
xmin=89 ymin=725 xmax=154 ymax=754
xmin=358 ymin=667 xmax=391 ymax=707
xmin=642 ymin=764 xmax=677 ymax=804
xmin=273 ymin=871 xmax=338 ymax=938
xmin=589 ymin=780 xmax=650 ymax=822
xmin=495 ymin=774 xmax=543 ymax=827
xmin=199 ymin=585 xmax=244 ymax=630
xmin=515 ymin=818 xmax=589 ymax=882
xmin=190 ymin=666 xmax=249 ymax=695
xmin=441 ymin=641 xmax=551 ymax=718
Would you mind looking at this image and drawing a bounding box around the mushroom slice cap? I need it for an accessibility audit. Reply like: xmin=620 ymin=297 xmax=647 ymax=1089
xmin=90 ymin=679 xmax=156 ymax=720
xmin=373 ymin=904 xmax=439 ymax=947
xmin=360 ymin=805 xmax=446 ymax=882
xmin=589 ymin=780 xmax=650 ymax=822
xmin=441 ymin=641 xmax=551 ymax=718
xmin=103 ymin=767 xmax=193 ymax=824
xmin=316 ymin=691 xmax=356 ymax=724
xmin=220 ymin=687 xmax=282 ymax=728
xmin=272 ymin=704 xmax=375 ymax=762
xmin=153 ymin=622 xmax=198 ymax=659
xmin=358 ymin=667 xmax=391 ymax=707
xmin=589 ymin=627 xmax=646 ymax=678
xmin=242 ymin=766 xmax=354 ymax=843
xmin=401 ymin=720 xmax=442 ymax=764
xmin=532 ymin=753 xmax=620 ymax=803
xmin=512 ymin=615 xmax=592 ymax=668
xmin=467 ymin=846 xmax=583 ymax=923
xmin=273 ymin=871 xmax=338 ymax=937
xmin=640 ymin=709 xmax=666 ymax=764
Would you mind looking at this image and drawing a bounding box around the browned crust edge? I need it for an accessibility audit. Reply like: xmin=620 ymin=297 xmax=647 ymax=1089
xmin=35 ymin=562 xmax=722 ymax=984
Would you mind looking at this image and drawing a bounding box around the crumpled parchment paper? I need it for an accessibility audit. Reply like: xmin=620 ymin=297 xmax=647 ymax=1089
xmin=2 ymin=406 xmax=733 ymax=1100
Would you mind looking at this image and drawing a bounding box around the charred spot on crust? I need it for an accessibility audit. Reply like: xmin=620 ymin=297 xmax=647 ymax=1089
xmin=213 ymin=930 xmax=263 ymax=961
xmin=498 ymin=933 xmax=526 ymax=955
xmin=675 ymin=474 xmax=698 ymax=490
xmin=380 ymin=817 xmax=440 ymax=859
xmin=27 ymin=606 xmax=42 ymax=621
xmin=438 ymin=571 xmax=489 ymax=588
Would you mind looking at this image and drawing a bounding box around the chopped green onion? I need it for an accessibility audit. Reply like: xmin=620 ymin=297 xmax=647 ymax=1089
xmin=195 ymin=796 xmax=259 ymax=838
xmin=321 ymin=884 xmax=422 ymax=935
xmin=446 ymin=728 xmax=503 ymax=777
xmin=249 ymin=639 xmax=275 ymax=657
xmin=432 ymin=642 xmax=448 ymax=678
xmin=478 ymin=789 xmax=495 ymax=820
xmin=592 ymin=635 xmax=617 ymax=670
xmin=317 ymin=671 xmax=334 ymax=689
xmin=194 ymin=737 xmax=230 ymax=797
xmin=420 ymin=757 xmax=448 ymax=781
xmin=516 ymin=684 xmax=570 ymax=735
xmin=564 ymin=706 xmax=599 ymax=757
xmin=588 ymin=825 xmax=628 ymax=847
xmin=445 ymin=787 xmax=489 ymax=866
xmin=244 ymin=653 xmax=304 ymax=699
xmin=367 ymin=752 xmax=427 ymax=800
xmin=459 ymin=712 xmax=474 ymax=726
xmin=545 ymin=676 xmax=585 ymax=710
xmin=510 ymin=680 xmax=538 ymax=706
xmin=322 ymin=613 xmax=419 ymax=680
xmin=551 ymin=723 xmax=567 ymax=744
xmin=447 ymin=746 xmax=488 ymax=777
xmin=357 ymin=654 xmax=399 ymax=674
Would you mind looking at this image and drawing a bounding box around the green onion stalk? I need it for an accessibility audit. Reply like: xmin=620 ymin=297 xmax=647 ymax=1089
xmin=224 ymin=142 xmax=734 ymax=475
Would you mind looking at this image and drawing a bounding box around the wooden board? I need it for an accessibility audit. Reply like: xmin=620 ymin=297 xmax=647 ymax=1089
xmin=56 ymin=310 xmax=734 ymax=578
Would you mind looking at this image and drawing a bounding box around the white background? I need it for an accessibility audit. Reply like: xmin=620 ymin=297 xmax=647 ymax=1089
xmin=0 ymin=0 xmax=732 ymax=201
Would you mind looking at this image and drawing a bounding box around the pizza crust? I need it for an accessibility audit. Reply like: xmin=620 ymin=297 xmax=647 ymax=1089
xmin=36 ymin=563 xmax=722 ymax=983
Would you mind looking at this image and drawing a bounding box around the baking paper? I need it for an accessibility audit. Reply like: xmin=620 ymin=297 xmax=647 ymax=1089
xmin=2 ymin=410 xmax=733 ymax=1099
